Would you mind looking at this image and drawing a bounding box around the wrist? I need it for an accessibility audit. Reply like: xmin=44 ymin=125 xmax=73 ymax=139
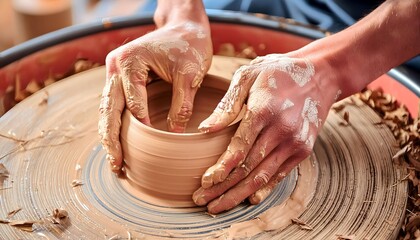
xmin=289 ymin=44 xmax=343 ymax=105
xmin=154 ymin=0 xmax=209 ymax=28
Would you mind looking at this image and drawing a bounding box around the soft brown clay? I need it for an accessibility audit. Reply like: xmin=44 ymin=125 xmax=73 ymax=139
xmin=0 ymin=57 xmax=407 ymax=239
xmin=120 ymin=75 xmax=241 ymax=207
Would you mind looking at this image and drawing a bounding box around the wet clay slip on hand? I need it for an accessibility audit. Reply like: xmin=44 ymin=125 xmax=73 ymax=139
xmin=120 ymin=75 xmax=241 ymax=207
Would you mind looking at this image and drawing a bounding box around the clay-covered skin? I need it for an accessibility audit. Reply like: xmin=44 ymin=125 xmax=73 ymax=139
xmin=193 ymin=0 xmax=420 ymax=214
xmin=98 ymin=0 xmax=212 ymax=173
xmin=193 ymin=54 xmax=338 ymax=214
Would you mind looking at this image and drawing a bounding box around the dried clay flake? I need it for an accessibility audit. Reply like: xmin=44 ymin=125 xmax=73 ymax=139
xmin=291 ymin=218 xmax=313 ymax=231
xmin=336 ymin=234 xmax=356 ymax=240
xmin=9 ymin=220 xmax=37 ymax=232
xmin=0 ymin=163 xmax=9 ymax=178
xmin=7 ymin=207 xmax=22 ymax=219
xmin=71 ymin=179 xmax=83 ymax=187
xmin=52 ymin=208 xmax=69 ymax=224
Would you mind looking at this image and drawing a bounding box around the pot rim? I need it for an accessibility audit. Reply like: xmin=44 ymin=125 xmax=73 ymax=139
xmin=122 ymin=73 xmax=243 ymax=140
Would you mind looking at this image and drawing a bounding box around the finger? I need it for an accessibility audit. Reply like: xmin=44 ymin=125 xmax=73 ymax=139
xmin=248 ymin=155 xmax=301 ymax=204
xmin=198 ymin=65 xmax=255 ymax=133
xmin=98 ymin=73 xmax=125 ymax=172
xmin=193 ymin=142 xmax=292 ymax=207
xmin=120 ymin=63 xmax=151 ymax=126
xmin=206 ymin=146 xmax=292 ymax=214
xmin=167 ymin=74 xmax=200 ymax=133
xmin=200 ymin=108 xmax=264 ymax=189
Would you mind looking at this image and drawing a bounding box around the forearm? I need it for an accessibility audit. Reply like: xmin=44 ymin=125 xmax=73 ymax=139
xmin=154 ymin=0 xmax=208 ymax=28
xmin=298 ymin=0 xmax=420 ymax=100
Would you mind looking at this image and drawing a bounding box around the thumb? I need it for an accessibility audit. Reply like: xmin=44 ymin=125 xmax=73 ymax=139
xmin=198 ymin=65 xmax=254 ymax=133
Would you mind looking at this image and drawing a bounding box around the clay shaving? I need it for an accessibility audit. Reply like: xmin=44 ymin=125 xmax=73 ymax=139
xmin=71 ymin=179 xmax=83 ymax=187
xmin=0 ymin=163 xmax=9 ymax=177
xmin=7 ymin=207 xmax=22 ymax=219
xmin=291 ymin=218 xmax=313 ymax=230
xmin=356 ymin=89 xmax=420 ymax=240
xmin=8 ymin=220 xmax=37 ymax=232
xmin=336 ymin=234 xmax=356 ymax=240
xmin=216 ymin=42 xmax=264 ymax=59
xmin=8 ymin=59 xmax=99 ymax=108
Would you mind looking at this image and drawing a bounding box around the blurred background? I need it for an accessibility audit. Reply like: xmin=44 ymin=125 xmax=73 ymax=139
xmin=0 ymin=0 xmax=418 ymax=69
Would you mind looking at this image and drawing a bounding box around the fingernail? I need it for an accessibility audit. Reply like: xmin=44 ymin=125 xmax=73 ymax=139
xmin=167 ymin=118 xmax=187 ymax=133
xmin=194 ymin=195 xmax=207 ymax=206
xmin=249 ymin=189 xmax=270 ymax=205
xmin=201 ymin=172 xmax=214 ymax=189
xmin=198 ymin=115 xmax=218 ymax=131
xmin=213 ymin=167 xmax=227 ymax=183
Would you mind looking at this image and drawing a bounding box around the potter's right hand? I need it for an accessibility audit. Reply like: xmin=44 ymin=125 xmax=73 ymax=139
xmin=193 ymin=53 xmax=340 ymax=214
xmin=98 ymin=1 xmax=212 ymax=173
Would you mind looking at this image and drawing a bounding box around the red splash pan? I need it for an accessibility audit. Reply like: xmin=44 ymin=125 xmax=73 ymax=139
xmin=0 ymin=11 xmax=418 ymax=116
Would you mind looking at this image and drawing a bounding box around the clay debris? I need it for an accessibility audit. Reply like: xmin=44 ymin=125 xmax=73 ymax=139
xmin=0 ymin=163 xmax=9 ymax=178
xmin=291 ymin=218 xmax=313 ymax=230
xmin=355 ymin=89 xmax=420 ymax=240
xmin=7 ymin=207 xmax=22 ymax=219
xmin=52 ymin=208 xmax=69 ymax=224
xmin=336 ymin=234 xmax=355 ymax=240
xmin=217 ymin=42 xmax=263 ymax=59
xmin=71 ymin=179 xmax=83 ymax=187
xmin=0 ymin=218 xmax=37 ymax=232
xmin=0 ymin=208 xmax=70 ymax=233
xmin=7 ymin=59 xmax=100 ymax=111
xmin=9 ymin=220 xmax=37 ymax=232
xmin=0 ymin=163 xmax=10 ymax=188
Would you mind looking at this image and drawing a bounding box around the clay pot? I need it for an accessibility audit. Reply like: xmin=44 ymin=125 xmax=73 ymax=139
xmin=120 ymin=75 xmax=240 ymax=207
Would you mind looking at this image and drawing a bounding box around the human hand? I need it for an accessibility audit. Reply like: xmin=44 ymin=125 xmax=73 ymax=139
xmin=193 ymin=54 xmax=339 ymax=214
xmin=98 ymin=21 xmax=212 ymax=173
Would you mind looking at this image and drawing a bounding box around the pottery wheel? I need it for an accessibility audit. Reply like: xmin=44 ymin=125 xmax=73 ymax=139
xmin=0 ymin=56 xmax=407 ymax=239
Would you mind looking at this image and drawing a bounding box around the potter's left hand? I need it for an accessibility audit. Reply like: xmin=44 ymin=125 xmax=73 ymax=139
xmin=192 ymin=54 xmax=339 ymax=214
xmin=98 ymin=0 xmax=212 ymax=173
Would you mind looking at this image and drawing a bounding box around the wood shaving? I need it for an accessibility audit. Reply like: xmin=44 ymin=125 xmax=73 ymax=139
xmin=291 ymin=218 xmax=313 ymax=230
xmin=71 ymin=179 xmax=83 ymax=187
xmin=7 ymin=207 xmax=22 ymax=219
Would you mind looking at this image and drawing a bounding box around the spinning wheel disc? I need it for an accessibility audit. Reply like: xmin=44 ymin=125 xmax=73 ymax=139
xmin=0 ymin=56 xmax=406 ymax=239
